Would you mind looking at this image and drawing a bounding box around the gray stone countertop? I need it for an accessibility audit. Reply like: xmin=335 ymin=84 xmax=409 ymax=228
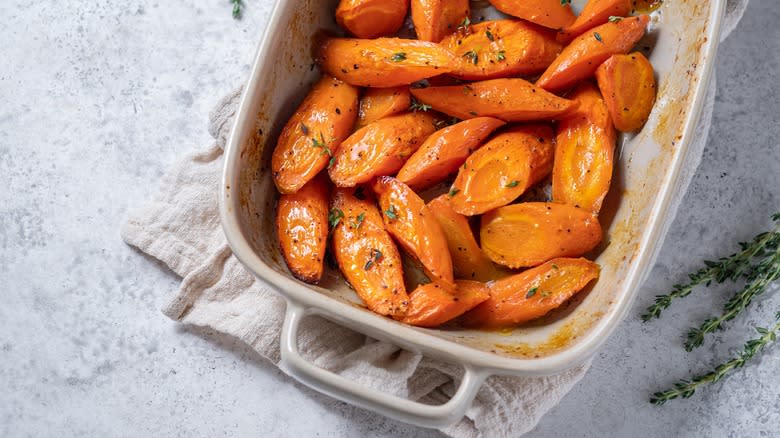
xmin=1 ymin=1 xmax=778 ymax=436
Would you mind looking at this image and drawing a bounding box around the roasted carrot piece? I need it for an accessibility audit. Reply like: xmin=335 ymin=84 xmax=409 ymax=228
xmin=276 ymin=174 xmax=330 ymax=283
xmin=329 ymin=112 xmax=437 ymax=187
xmin=410 ymin=78 xmax=577 ymax=122
xmin=331 ymin=187 xmax=409 ymax=317
xmin=595 ymin=52 xmax=657 ymax=132
xmin=336 ymin=0 xmax=410 ymax=39
xmin=439 ymin=20 xmax=563 ymax=80
xmin=271 ymin=76 xmax=359 ymax=194
xmin=396 ymin=117 xmax=506 ymax=190
xmin=399 ymin=280 xmax=490 ymax=327
xmin=427 ymin=195 xmax=502 ymax=282
xmin=537 ymin=15 xmax=650 ymax=92
xmin=480 ymin=202 xmax=602 ymax=268
xmin=357 ymin=87 xmax=411 ymax=129
xmin=319 ymin=37 xmax=456 ymax=88
xmin=488 ymin=0 xmax=576 ymax=30
xmin=372 ymin=177 xmax=455 ymax=287
xmin=553 ymin=82 xmax=616 ymax=214
xmin=448 ymin=125 xmax=554 ymax=216
xmin=463 ymin=258 xmax=600 ymax=328
xmin=557 ymin=0 xmax=632 ymax=43
xmin=411 ymin=0 xmax=470 ymax=42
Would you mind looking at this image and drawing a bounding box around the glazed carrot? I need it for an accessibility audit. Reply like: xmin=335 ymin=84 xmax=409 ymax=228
xmin=356 ymin=87 xmax=411 ymax=129
xmin=537 ymin=15 xmax=650 ymax=92
xmin=329 ymin=112 xmax=437 ymax=187
xmin=396 ymin=117 xmax=506 ymax=190
xmin=439 ymin=20 xmax=563 ymax=80
xmin=595 ymin=52 xmax=657 ymax=132
xmin=276 ymin=174 xmax=330 ymax=283
xmin=411 ymin=0 xmax=470 ymax=42
xmin=553 ymin=82 xmax=616 ymax=214
xmin=410 ymin=78 xmax=577 ymax=122
xmin=463 ymin=258 xmax=600 ymax=328
xmin=372 ymin=177 xmax=454 ymax=287
xmin=557 ymin=0 xmax=632 ymax=43
xmin=271 ymin=76 xmax=359 ymax=194
xmin=331 ymin=187 xmax=409 ymax=317
xmin=427 ymin=195 xmax=502 ymax=282
xmin=448 ymin=125 xmax=554 ymax=216
xmin=336 ymin=0 xmax=409 ymax=39
xmin=488 ymin=0 xmax=576 ymax=30
xmin=399 ymin=280 xmax=490 ymax=327
xmin=319 ymin=37 xmax=457 ymax=88
xmin=480 ymin=202 xmax=602 ymax=268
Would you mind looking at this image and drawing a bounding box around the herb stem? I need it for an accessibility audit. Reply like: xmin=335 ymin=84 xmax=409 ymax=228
xmin=651 ymin=312 xmax=780 ymax=405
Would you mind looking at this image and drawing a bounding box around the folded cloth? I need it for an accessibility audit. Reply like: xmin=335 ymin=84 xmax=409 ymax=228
xmin=122 ymin=3 xmax=747 ymax=436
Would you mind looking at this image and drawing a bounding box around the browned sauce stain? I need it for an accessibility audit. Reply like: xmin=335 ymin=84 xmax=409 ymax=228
xmin=632 ymin=0 xmax=663 ymax=14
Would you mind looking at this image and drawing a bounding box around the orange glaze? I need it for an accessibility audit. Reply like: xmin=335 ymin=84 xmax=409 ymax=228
xmin=396 ymin=117 xmax=506 ymax=190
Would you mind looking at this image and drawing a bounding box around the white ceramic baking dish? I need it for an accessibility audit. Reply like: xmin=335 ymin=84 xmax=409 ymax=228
xmin=220 ymin=0 xmax=725 ymax=428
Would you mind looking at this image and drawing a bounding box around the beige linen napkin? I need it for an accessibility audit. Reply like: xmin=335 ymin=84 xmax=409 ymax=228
xmin=122 ymin=3 xmax=747 ymax=435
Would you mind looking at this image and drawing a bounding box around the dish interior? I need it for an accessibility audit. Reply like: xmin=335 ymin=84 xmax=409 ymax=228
xmin=230 ymin=0 xmax=716 ymax=360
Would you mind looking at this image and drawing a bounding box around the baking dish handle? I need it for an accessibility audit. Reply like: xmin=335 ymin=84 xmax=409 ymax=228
xmin=280 ymin=300 xmax=488 ymax=429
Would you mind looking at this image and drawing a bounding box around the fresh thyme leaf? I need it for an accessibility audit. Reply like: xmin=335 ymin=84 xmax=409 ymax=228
xmin=594 ymin=32 xmax=603 ymax=43
xmin=312 ymin=133 xmax=333 ymax=157
xmin=552 ymin=264 xmax=559 ymax=270
xmin=231 ymin=0 xmax=242 ymax=19
xmin=351 ymin=212 xmax=366 ymax=229
xmin=409 ymin=98 xmax=432 ymax=112
xmin=384 ymin=205 xmax=398 ymax=220
xmin=496 ymin=50 xmax=506 ymax=61
xmin=364 ymin=248 xmax=383 ymax=270
xmin=328 ymin=155 xmax=336 ymax=169
xmin=608 ymin=16 xmax=623 ymax=22
xmin=458 ymin=17 xmax=471 ymax=31
xmin=526 ymin=287 xmax=538 ymax=298
xmin=463 ymin=50 xmax=479 ymax=65
xmin=651 ymin=313 xmax=780 ymax=405
xmin=560 ymin=0 xmax=572 ymax=5
xmin=448 ymin=187 xmax=460 ymax=197
xmin=390 ymin=52 xmax=407 ymax=62
xmin=505 ymin=180 xmax=519 ymax=188
xmin=328 ymin=208 xmax=345 ymax=229
xmin=486 ymin=30 xmax=495 ymax=41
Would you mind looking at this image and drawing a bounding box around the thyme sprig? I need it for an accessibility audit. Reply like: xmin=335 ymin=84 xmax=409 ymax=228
xmin=642 ymin=213 xmax=780 ymax=321
xmin=646 ymin=213 xmax=780 ymax=404
xmin=650 ymin=312 xmax=780 ymax=405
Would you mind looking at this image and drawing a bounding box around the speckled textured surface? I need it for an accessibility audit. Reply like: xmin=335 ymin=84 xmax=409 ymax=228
xmin=1 ymin=1 xmax=778 ymax=437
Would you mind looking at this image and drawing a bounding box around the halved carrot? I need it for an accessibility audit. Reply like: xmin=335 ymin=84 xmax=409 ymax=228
xmin=463 ymin=258 xmax=600 ymax=328
xmin=439 ymin=20 xmax=563 ymax=80
xmin=557 ymin=0 xmax=632 ymax=43
xmin=411 ymin=0 xmax=470 ymax=42
xmin=319 ymin=37 xmax=457 ymax=88
xmin=331 ymin=187 xmax=409 ymax=317
xmin=399 ymin=280 xmax=490 ymax=327
xmin=372 ymin=177 xmax=454 ymax=287
xmin=329 ymin=112 xmax=437 ymax=187
xmin=276 ymin=174 xmax=330 ymax=283
xmin=357 ymin=87 xmax=411 ymax=129
xmin=537 ymin=15 xmax=650 ymax=92
xmin=410 ymin=78 xmax=577 ymax=122
xmin=396 ymin=117 xmax=506 ymax=190
xmin=553 ymin=82 xmax=616 ymax=214
xmin=336 ymin=0 xmax=410 ymax=39
xmin=480 ymin=202 xmax=602 ymax=268
xmin=488 ymin=0 xmax=576 ymax=30
xmin=427 ymin=195 xmax=502 ymax=282
xmin=448 ymin=125 xmax=554 ymax=216
xmin=271 ymin=76 xmax=359 ymax=194
xmin=595 ymin=51 xmax=657 ymax=132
